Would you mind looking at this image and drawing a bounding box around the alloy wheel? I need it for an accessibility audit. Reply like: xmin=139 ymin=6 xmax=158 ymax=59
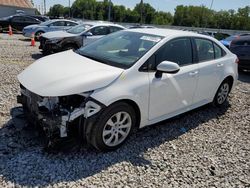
xmin=102 ymin=111 xmax=132 ymax=147
xmin=217 ymin=82 xmax=230 ymax=104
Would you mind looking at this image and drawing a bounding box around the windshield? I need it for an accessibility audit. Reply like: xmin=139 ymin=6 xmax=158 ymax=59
xmin=77 ymin=31 xmax=163 ymax=69
xmin=67 ymin=24 xmax=92 ymax=34
xmin=40 ymin=20 xmax=54 ymax=26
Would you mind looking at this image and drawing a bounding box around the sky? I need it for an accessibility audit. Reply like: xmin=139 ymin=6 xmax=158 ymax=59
xmin=33 ymin=0 xmax=250 ymax=14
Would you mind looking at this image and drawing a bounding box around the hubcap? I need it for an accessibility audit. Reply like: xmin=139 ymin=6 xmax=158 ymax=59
xmin=102 ymin=111 xmax=132 ymax=147
xmin=217 ymin=83 xmax=229 ymax=104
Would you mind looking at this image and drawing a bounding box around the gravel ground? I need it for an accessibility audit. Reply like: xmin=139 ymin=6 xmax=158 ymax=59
xmin=0 ymin=34 xmax=249 ymax=187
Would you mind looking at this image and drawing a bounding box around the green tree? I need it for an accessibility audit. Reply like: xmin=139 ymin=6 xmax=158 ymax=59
xmin=134 ymin=3 xmax=156 ymax=24
xmin=47 ymin=4 xmax=64 ymax=17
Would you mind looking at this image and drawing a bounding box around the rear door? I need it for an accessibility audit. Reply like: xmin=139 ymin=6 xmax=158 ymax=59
xmin=109 ymin=26 xmax=124 ymax=34
xmin=192 ymin=38 xmax=227 ymax=104
xmin=148 ymin=37 xmax=199 ymax=120
xmin=64 ymin=21 xmax=78 ymax=30
xmin=83 ymin=26 xmax=110 ymax=46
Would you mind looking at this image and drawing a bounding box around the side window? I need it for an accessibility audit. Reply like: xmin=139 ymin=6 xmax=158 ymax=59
xmin=50 ymin=21 xmax=65 ymax=27
xmin=195 ymin=38 xmax=214 ymax=62
xmin=214 ymin=43 xmax=225 ymax=59
xmin=90 ymin=26 xmax=109 ymax=35
xmin=66 ymin=21 xmax=77 ymax=26
xmin=11 ymin=16 xmax=24 ymax=22
xmin=156 ymin=38 xmax=193 ymax=66
xmin=109 ymin=26 xmax=123 ymax=33
xmin=23 ymin=17 xmax=36 ymax=23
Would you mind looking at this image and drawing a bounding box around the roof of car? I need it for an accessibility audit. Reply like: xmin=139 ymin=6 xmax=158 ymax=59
xmin=49 ymin=19 xmax=77 ymax=23
xmin=127 ymin=28 xmax=206 ymax=38
xmin=82 ymin=22 xmax=124 ymax=28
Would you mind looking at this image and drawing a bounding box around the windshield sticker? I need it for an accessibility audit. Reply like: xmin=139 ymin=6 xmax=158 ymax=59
xmin=140 ymin=36 xmax=161 ymax=42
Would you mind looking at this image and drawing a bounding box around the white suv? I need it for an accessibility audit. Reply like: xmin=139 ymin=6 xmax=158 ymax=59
xmin=17 ymin=29 xmax=238 ymax=151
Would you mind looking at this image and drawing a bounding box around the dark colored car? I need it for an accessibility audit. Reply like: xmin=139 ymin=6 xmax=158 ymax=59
xmin=220 ymin=33 xmax=250 ymax=48
xmin=39 ymin=22 xmax=125 ymax=55
xmin=230 ymin=36 xmax=250 ymax=70
xmin=0 ymin=15 xmax=41 ymax=32
xmin=27 ymin=15 xmax=49 ymax=22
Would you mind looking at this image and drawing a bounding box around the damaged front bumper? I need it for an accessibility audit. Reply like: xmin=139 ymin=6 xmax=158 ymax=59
xmin=17 ymin=85 xmax=104 ymax=147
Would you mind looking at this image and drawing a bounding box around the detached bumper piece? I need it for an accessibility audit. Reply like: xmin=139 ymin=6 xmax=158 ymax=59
xmin=17 ymin=85 xmax=103 ymax=151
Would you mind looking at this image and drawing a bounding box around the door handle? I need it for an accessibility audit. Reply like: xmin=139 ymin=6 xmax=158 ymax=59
xmin=189 ymin=71 xmax=199 ymax=76
xmin=217 ymin=63 xmax=224 ymax=67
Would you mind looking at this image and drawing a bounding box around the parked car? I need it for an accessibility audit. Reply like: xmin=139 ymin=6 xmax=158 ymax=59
xmin=39 ymin=22 xmax=125 ymax=55
xmin=220 ymin=33 xmax=250 ymax=48
xmin=17 ymin=29 xmax=238 ymax=151
xmin=0 ymin=14 xmax=41 ymax=32
xmin=230 ymin=36 xmax=250 ymax=71
xmin=22 ymin=19 xmax=78 ymax=39
xmin=16 ymin=13 xmax=50 ymax=22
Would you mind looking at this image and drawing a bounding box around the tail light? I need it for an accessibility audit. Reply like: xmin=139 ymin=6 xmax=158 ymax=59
xmin=235 ymin=57 xmax=239 ymax=64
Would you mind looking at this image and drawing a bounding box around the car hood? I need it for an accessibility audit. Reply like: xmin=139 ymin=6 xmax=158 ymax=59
xmin=42 ymin=31 xmax=77 ymax=39
xmin=18 ymin=50 xmax=124 ymax=97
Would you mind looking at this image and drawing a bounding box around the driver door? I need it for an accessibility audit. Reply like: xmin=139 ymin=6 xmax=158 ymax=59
xmin=148 ymin=37 xmax=199 ymax=120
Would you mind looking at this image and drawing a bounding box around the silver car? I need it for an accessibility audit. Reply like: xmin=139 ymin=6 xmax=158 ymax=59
xmin=22 ymin=19 xmax=78 ymax=39
xmin=39 ymin=22 xmax=125 ymax=55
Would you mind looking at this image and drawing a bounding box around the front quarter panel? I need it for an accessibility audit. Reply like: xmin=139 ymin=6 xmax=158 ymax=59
xmin=90 ymin=70 xmax=150 ymax=127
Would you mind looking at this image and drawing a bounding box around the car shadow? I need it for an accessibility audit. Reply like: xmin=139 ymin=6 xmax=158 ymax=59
xmin=31 ymin=53 xmax=44 ymax=60
xmin=18 ymin=38 xmax=31 ymax=42
xmin=0 ymin=102 xmax=230 ymax=186
xmin=238 ymin=70 xmax=250 ymax=83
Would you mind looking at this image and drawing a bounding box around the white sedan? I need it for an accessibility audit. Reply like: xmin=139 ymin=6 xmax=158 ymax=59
xmin=17 ymin=29 xmax=238 ymax=151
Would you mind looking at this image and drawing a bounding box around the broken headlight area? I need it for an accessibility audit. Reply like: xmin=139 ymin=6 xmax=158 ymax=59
xmin=17 ymin=85 xmax=103 ymax=149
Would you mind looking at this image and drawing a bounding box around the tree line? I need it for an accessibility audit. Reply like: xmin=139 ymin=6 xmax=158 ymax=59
xmin=47 ymin=0 xmax=250 ymax=30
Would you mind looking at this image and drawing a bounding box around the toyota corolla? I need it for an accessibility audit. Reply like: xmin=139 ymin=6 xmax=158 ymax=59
xmin=17 ymin=29 xmax=238 ymax=151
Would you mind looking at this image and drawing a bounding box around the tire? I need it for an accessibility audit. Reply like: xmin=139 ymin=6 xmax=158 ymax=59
xmin=89 ymin=102 xmax=136 ymax=152
xmin=213 ymin=79 xmax=231 ymax=107
xmin=42 ymin=49 xmax=50 ymax=55
xmin=35 ymin=31 xmax=44 ymax=40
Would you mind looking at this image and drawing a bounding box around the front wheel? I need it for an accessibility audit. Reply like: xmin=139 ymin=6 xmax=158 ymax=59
xmin=35 ymin=31 xmax=44 ymax=40
xmin=89 ymin=102 xmax=136 ymax=151
xmin=213 ymin=80 xmax=231 ymax=106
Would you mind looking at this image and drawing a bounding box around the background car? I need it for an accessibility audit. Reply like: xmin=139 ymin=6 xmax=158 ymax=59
xmin=230 ymin=36 xmax=250 ymax=71
xmin=39 ymin=22 xmax=125 ymax=55
xmin=22 ymin=19 xmax=79 ymax=40
xmin=220 ymin=33 xmax=250 ymax=48
xmin=0 ymin=14 xmax=41 ymax=33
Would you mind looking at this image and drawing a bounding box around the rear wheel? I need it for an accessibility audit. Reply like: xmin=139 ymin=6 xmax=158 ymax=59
xmin=89 ymin=102 xmax=136 ymax=151
xmin=213 ymin=80 xmax=231 ymax=106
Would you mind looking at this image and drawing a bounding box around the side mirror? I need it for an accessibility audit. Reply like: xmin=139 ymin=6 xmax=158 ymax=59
xmin=83 ymin=32 xmax=93 ymax=37
xmin=155 ymin=61 xmax=180 ymax=78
